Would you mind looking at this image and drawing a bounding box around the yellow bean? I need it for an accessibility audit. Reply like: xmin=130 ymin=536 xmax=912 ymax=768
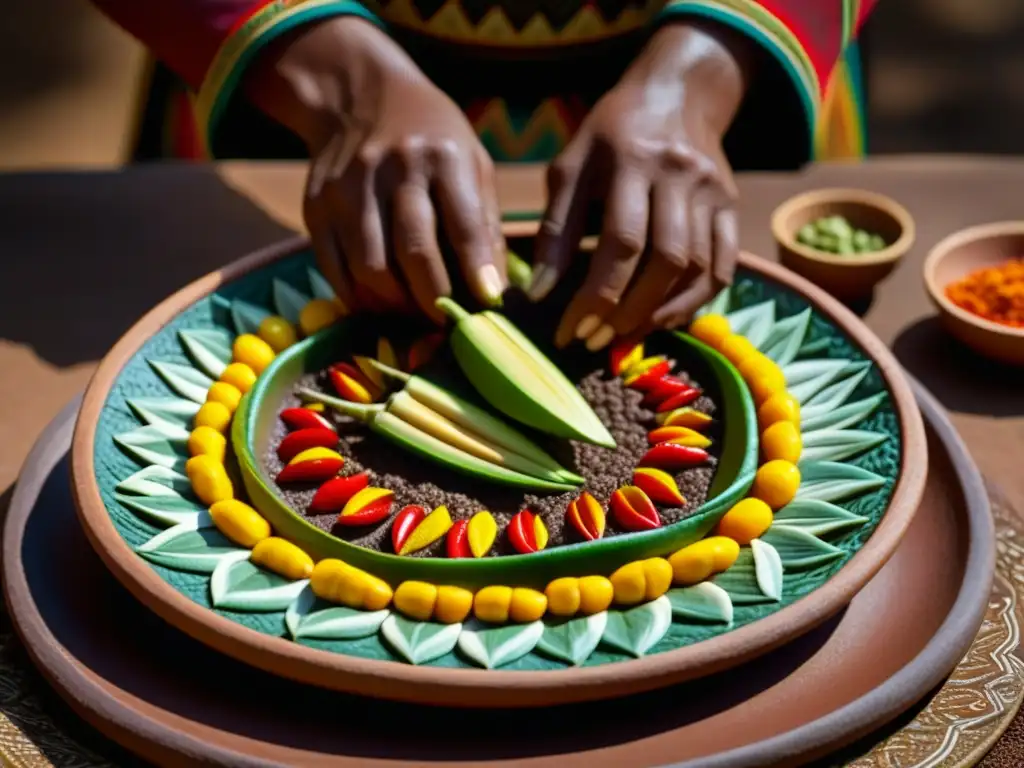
xmin=206 ymin=382 xmax=242 ymax=412
xmin=752 ymin=460 xmax=801 ymax=510
xmin=434 ymin=585 xmax=474 ymax=624
xmin=258 ymin=315 xmax=298 ymax=353
xmin=185 ymin=455 xmax=233 ymax=505
xmin=250 ymin=537 xmax=313 ymax=579
xmin=688 ymin=313 xmax=731 ymax=349
xmin=668 ymin=543 xmax=715 ymax=585
xmin=299 ymin=299 xmax=341 ymax=336
xmin=209 ymin=499 xmax=270 ymax=547
xmin=187 ymin=426 xmax=226 ymax=462
xmin=610 ymin=562 xmax=647 ymax=605
xmin=718 ymin=498 xmax=774 ymax=544
xmin=310 ymin=559 xmax=393 ymax=611
xmin=509 ymin=588 xmax=547 ymax=623
xmin=393 ymin=581 xmax=438 ymax=621
xmin=640 ymin=558 xmax=673 ymax=600
xmin=545 ymin=577 xmax=581 ymax=617
xmin=232 ymin=334 xmax=275 ymax=375
xmin=473 ymin=585 xmax=513 ymax=623
xmin=194 ymin=401 xmax=232 ymax=432
xmin=705 ymin=536 xmax=741 ymax=571
xmin=577 ymin=576 xmax=614 ymax=615
xmin=762 ymin=420 xmax=802 ymax=463
xmin=758 ymin=391 xmax=801 ymax=429
xmin=220 ymin=363 xmax=257 ymax=394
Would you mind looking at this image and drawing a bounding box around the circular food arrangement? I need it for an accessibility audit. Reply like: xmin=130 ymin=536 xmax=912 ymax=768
xmin=75 ymin=241 xmax=920 ymax=702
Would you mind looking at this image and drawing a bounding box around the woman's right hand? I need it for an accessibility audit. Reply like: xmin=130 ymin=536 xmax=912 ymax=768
xmin=249 ymin=17 xmax=506 ymax=322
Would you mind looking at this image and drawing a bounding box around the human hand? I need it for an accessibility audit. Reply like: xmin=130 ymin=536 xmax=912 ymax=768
xmin=249 ymin=17 xmax=505 ymax=322
xmin=530 ymin=22 xmax=751 ymax=349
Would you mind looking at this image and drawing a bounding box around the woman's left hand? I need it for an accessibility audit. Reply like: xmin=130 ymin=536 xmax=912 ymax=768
xmin=530 ymin=22 xmax=751 ymax=349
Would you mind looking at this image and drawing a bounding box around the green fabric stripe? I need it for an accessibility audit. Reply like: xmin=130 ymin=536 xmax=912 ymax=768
xmin=656 ymin=3 xmax=816 ymax=159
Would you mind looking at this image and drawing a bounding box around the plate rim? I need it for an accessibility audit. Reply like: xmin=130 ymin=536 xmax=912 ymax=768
xmin=67 ymin=235 xmax=929 ymax=706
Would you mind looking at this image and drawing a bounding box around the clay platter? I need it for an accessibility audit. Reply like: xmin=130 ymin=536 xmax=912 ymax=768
xmin=1 ymin=381 xmax=990 ymax=767
xmin=68 ymin=234 xmax=927 ymax=706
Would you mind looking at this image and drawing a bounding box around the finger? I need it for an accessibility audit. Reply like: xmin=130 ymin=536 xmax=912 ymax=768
xmin=652 ymin=269 xmax=718 ymax=330
xmin=477 ymin=152 xmax=508 ymax=284
xmin=689 ymin=186 xmax=715 ymax=274
xmin=303 ymin=148 xmax=356 ymax=313
xmin=434 ymin=146 xmax=506 ymax=307
xmin=392 ymin=180 xmax=449 ymax=323
xmin=531 ymin=143 xmax=591 ymax=301
xmin=713 ymin=207 xmax=739 ymax=286
xmin=607 ymin=181 xmax=690 ymax=337
xmin=327 ymin=149 xmax=408 ymax=311
xmin=554 ymin=169 xmax=649 ymax=350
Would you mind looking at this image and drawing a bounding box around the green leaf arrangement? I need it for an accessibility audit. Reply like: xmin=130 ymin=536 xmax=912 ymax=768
xmin=104 ymin=268 xmax=898 ymax=669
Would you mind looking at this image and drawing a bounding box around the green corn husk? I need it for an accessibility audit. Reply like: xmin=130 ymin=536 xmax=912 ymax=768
xmin=436 ymin=298 xmax=616 ymax=449
xmin=298 ymin=389 xmax=580 ymax=493
xmin=367 ymin=360 xmax=584 ymax=485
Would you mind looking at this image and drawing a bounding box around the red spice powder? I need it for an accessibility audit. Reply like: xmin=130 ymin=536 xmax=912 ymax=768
xmin=945 ymin=260 xmax=1024 ymax=328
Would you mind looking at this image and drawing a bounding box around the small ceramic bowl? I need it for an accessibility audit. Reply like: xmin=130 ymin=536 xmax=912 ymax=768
xmin=771 ymin=188 xmax=915 ymax=300
xmin=923 ymin=221 xmax=1024 ymax=365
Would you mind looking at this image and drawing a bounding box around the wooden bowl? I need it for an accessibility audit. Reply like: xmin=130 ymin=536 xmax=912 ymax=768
xmin=771 ymin=188 xmax=916 ymax=300
xmin=924 ymin=221 xmax=1024 ymax=365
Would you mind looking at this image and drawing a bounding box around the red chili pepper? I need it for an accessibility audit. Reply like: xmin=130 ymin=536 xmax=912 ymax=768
xmin=656 ymin=386 xmax=702 ymax=412
xmin=276 ymin=428 xmax=339 ymax=463
xmin=309 ymin=472 xmax=370 ymax=513
xmin=610 ymin=486 xmax=662 ymax=531
xmin=446 ymin=520 xmax=471 ymax=558
xmin=392 ymin=505 xmax=426 ymax=553
xmin=639 ymin=443 xmax=710 ymax=470
xmin=641 ymin=376 xmax=693 ymax=408
xmin=335 ymin=496 xmax=392 ymax=527
xmin=328 ymin=362 xmax=377 ymax=404
xmin=280 ymin=407 xmax=335 ymax=433
xmin=609 ymin=339 xmax=644 ymax=377
xmin=276 ymin=457 xmax=344 ymax=484
xmin=508 ymin=510 xmax=538 ymax=554
xmin=625 ymin=360 xmax=672 ymax=391
xmin=566 ymin=492 xmax=605 ymax=541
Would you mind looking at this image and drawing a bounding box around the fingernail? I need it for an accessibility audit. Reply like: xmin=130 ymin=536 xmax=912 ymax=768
xmin=585 ymin=323 xmax=616 ymax=351
xmin=575 ymin=314 xmax=602 ymax=340
xmin=528 ymin=264 xmax=559 ymax=302
xmin=478 ymin=264 xmax=505 ymax=306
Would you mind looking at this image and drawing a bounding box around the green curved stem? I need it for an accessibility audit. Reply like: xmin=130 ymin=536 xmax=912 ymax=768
xmin=296 ymin=388 xmax=383 ymax=423
xmin=435 ymin=296 xmax=470 ymax=323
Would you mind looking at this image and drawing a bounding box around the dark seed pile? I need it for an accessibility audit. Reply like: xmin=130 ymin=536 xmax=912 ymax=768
xmin=262 ymin=359 xmax=719 ymax=559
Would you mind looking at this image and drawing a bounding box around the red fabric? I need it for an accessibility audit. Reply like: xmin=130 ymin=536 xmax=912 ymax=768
xmin=754 ymin=0 xmax=848 ymax=99
xmin=88 ymin=0 xmax=264 ymax=88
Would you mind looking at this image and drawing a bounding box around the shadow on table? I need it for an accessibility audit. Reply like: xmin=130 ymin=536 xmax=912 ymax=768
xmin=0 ymin=165 xmax=295 ymax=369
xmin=892 ymin=317 xmax=1024 ymax=417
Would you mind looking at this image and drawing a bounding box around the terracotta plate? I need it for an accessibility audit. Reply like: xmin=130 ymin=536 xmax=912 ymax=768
xmin=68 ymin=237 xmax=927 ymax=705
xmin=1 ymin=384 xmax=990 ymax=767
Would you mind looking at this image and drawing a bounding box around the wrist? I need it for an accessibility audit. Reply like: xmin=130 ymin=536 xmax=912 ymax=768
xmin=623 ymin=21 xmax=752 ymax=135
xmin=243 ymin=15 xmax=398 ymax=147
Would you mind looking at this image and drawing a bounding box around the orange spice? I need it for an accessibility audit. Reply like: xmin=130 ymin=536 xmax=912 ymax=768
xmin=945 ymin=260 xmax=1024 ymax=328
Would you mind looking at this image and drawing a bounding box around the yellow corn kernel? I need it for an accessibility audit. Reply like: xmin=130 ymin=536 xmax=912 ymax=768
xmin=299 ymin=298 xmax=341 ymax=336
xmin=258 ymin=315 xmax=298 ymax=353
xmin=640 ymin=558 xmax=673 ymax=600
xmin=232 ymin=334 xmax=275 ymax=375
xmin=220 ymin=362 xmax=257 ymax=394
xmin=705 ymin=536 xmax=741 ymax=571
xmin=434 ymin=585 xmax=474 ymax=624
xmin=545 ymin=577 xmax=581 ymax=617
xmin=610 ymin=562 xmax=647 ymax=605
xmin=194 ymin=401 xmax=232 ymax=433
xmin=473 ymin=585 xmax=513 ymax=623
xmin=577 ymin=576 xmax=614 ymax=615
xmin=209 ymin=499 xmax=270 ymax=548
xmin=509 ymin=588 xmax=547 ymax=623
xmin=206 ymin=382 xmax=242 ymax=413
xmin=762 ymin=420 xmax=802 ymax=463
xmin=752 ymin=460 xmax=801 ymax=510
xmin=310 ymin=559 xmax=393 ymax=611
xmin=718 ymin=498 xmax=774 ymax=544
xmin=250 ymin=537 xmax=313 ymax=580
xmin=758 ymin=391 xmax=801 ymax=429
xmin=393 ymin=581 xmax=438 ymax=621
xmin=689 ymin=313 xmax=731 ymax=348
xmin=668 ymin=542 xmax=716 ymax=585
xmin=185 ymin=455 xmax=233 ymax=505
xmin=187 ymin=426 xmax=226 ymax=462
